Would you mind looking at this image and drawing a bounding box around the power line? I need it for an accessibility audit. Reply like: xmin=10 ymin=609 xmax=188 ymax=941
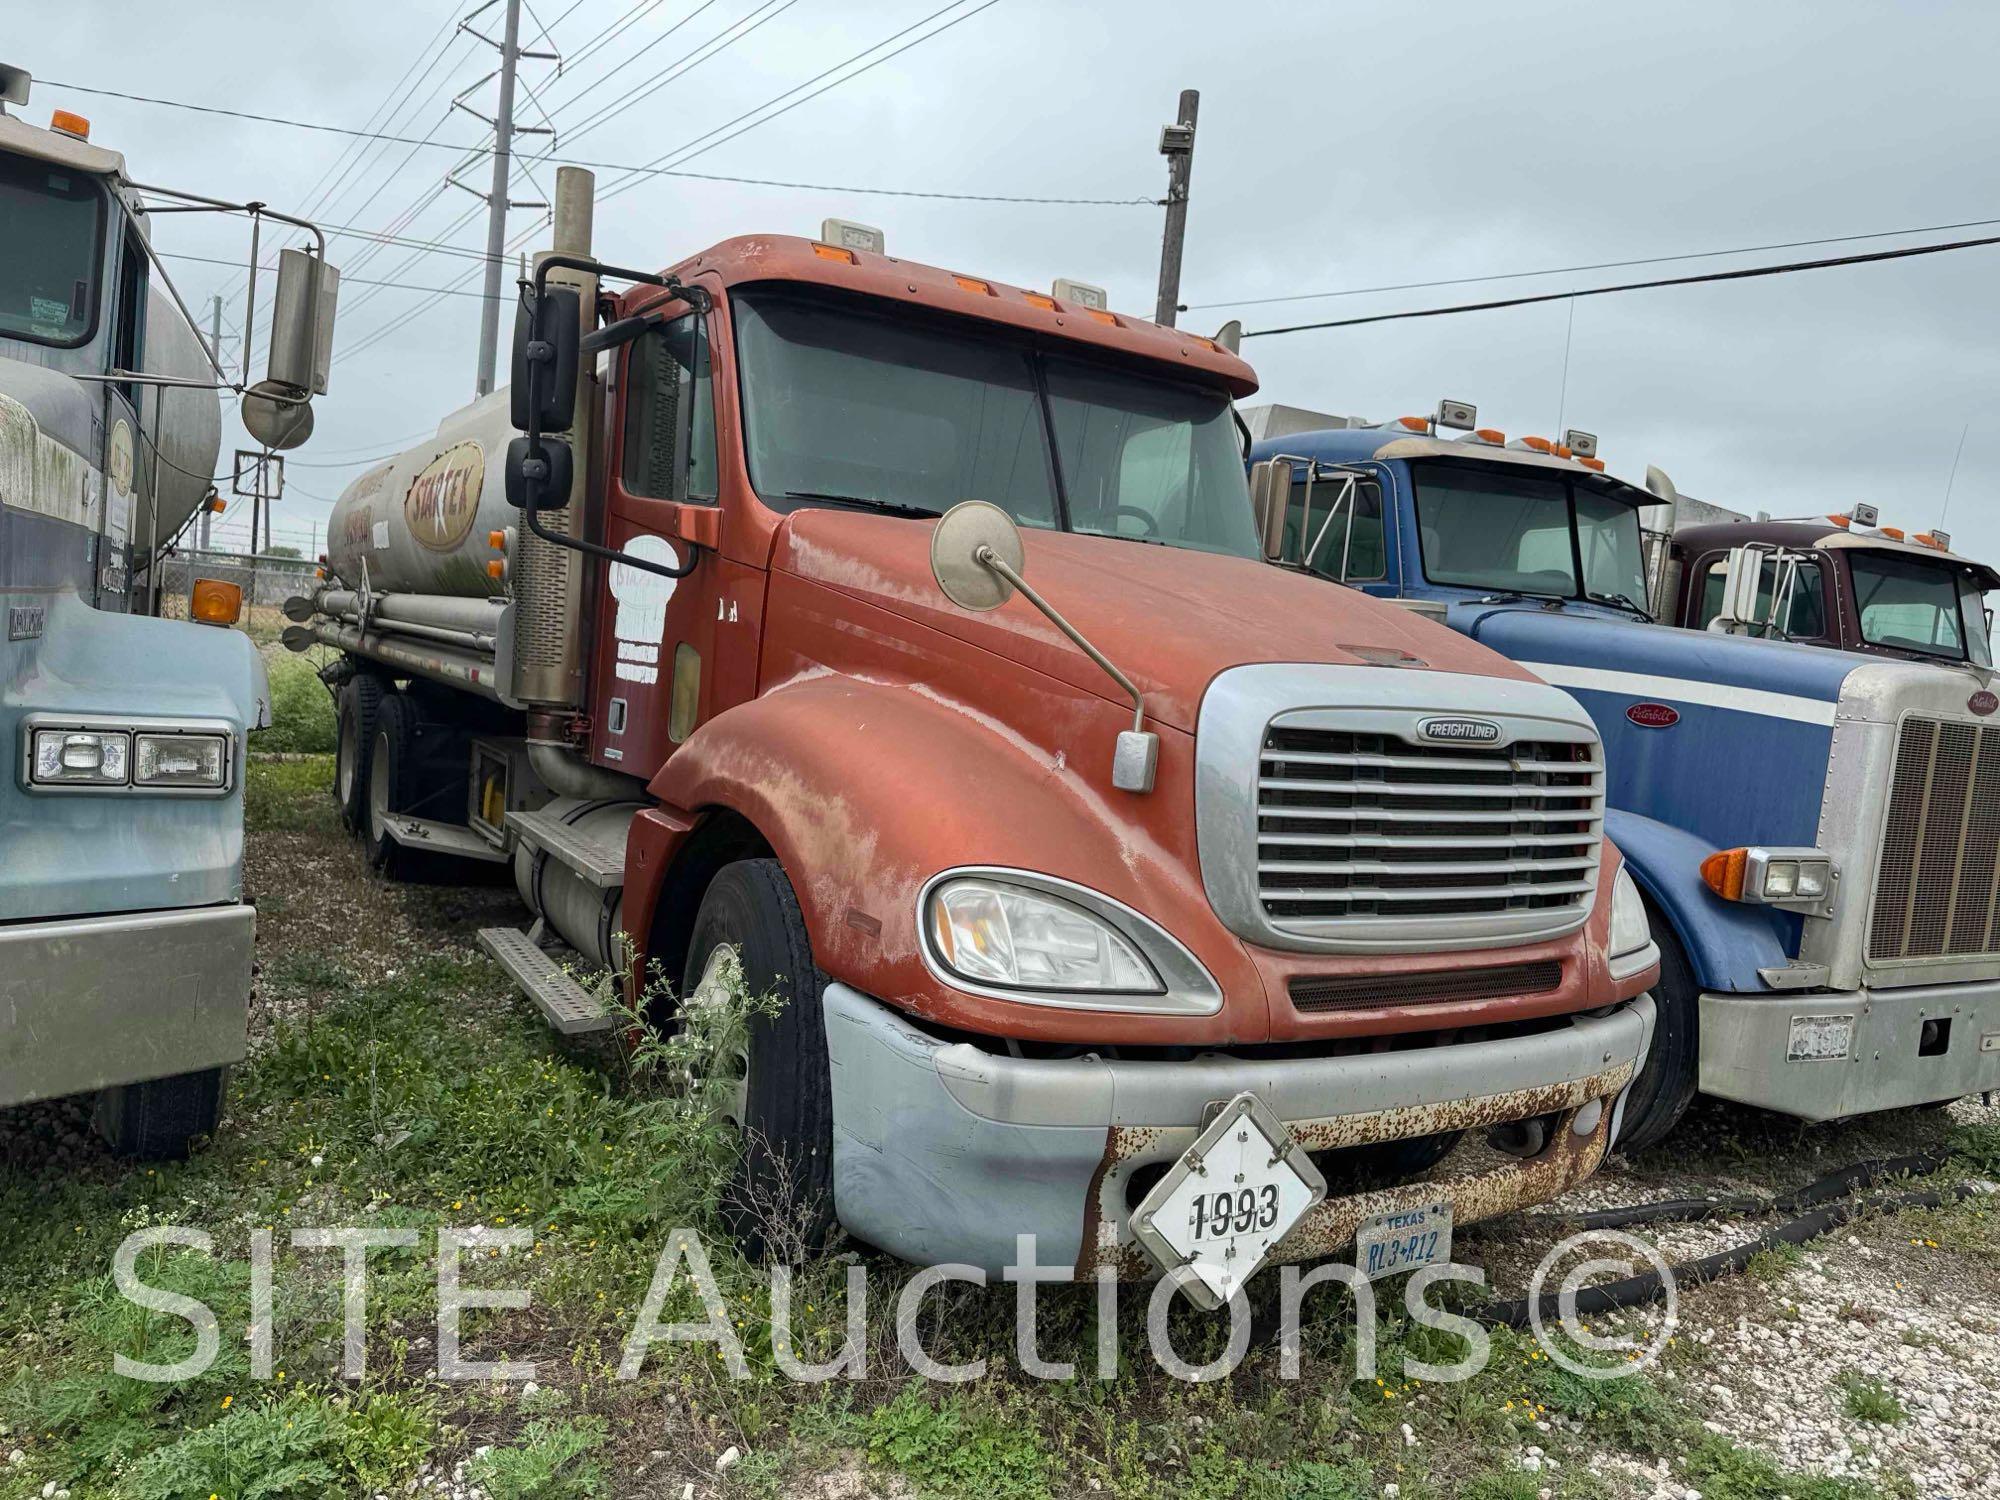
xmin=1241 ymin=231 xmax=2000 ymax=339
xmin=159 ymin=249 xmax=497 ymax=298
xmin=1186 ymin=212 xmax=2000 ymax=313
xmin=44 ymin=66 xmax=1148 ymax=206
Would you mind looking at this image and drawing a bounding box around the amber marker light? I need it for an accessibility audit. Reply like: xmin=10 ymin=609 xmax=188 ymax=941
xmin=191 ymin=578 xmax=243 ymax=627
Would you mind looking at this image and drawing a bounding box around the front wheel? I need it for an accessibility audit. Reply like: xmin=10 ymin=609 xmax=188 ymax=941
xmin=94 ymin=1068 xmax=225 ymax=1159
xmin=681 ymin=859 xmax=836 ymax=1261
xmin=1612 ymin=903 xmax=1700 ymax=1153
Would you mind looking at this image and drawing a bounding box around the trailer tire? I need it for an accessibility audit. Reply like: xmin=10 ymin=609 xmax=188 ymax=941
xmin=94 ymin=1067 xmax=225 ymax=1159
xmin=1612 ymin=905 xmax=1700 ymax=1154
xmin=335 ymin=674 xmax=386 ymax=833
xmin=363 ymin=693 xmax=429 ymax=880
xmin=682 ymin=859 xmax=836 ymax=1262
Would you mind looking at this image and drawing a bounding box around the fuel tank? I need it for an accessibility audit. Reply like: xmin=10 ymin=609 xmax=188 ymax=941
xmin=326 ymin=389 xmax=517 ymax=596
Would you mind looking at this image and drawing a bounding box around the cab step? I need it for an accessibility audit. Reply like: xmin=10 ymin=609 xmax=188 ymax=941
xmin=506 ymin=808 xmax=624 ymax=887
xmin=381 ymin=813 xmax=509 ymax=863
xmin=477 ymin=925 xmax=615 ymax=1036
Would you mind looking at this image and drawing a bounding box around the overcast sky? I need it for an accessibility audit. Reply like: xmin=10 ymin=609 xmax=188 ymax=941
xmin=25 ymin=0 xmax=2000 ymax=562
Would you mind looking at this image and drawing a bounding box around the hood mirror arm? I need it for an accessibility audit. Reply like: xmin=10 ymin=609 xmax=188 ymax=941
xmin=977 ymin=545 xmax=1158 ymax=794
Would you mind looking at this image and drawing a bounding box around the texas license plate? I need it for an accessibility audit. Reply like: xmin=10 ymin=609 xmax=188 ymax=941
xmin=1354 ymin=1201 xmax=1454 ymax=1281
xmin=1788 ymin=1013 xmax=1855 ymax=1062
xmin=1129 ymin=1093 xmax=1326 ymax=1308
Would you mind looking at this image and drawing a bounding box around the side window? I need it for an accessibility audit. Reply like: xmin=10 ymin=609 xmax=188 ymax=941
xmin=1696 ymin=554 xmax=1826 ymax=636
xmin=1282 ymin=475 xmax=1384 ymax=580
xmin=620 ymin=314 xmax=716 ymax=502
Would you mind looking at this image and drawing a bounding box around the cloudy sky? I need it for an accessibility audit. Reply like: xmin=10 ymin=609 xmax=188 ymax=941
xmin=25 ymin=0 xmax=2000 ymax=561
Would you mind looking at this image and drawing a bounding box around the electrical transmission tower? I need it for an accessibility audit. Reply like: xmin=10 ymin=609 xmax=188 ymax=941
xmin=450 ymin=0 xmax=559 ymax=397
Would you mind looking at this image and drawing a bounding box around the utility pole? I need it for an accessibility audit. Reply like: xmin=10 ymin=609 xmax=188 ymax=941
xmin=456 ymin=0 xmax=556 ymax=397
xmin=1153 ymin=89 xmax=1199 ymax=329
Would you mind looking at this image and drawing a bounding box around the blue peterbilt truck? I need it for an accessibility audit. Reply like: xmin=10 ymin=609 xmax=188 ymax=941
xmin=0 ymin=67 xmax=334 ymax=1155
xmin=1242 ymin=401 xmax=2000 ymax=1148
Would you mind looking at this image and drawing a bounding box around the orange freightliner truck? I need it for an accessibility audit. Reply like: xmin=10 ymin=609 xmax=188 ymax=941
xmin=287 ymin=168 xmax=1659 ymax=1304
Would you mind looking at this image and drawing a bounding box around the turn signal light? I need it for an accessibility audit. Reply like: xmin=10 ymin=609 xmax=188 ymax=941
xmin=50 ymin=109 xmax=90 ymax=140
xmin=487 ymin=559 xmax=506 ymax=579
xmin=190 ymin=578 xmax=243 ymax=627
xmin=488 ymin=529 xmax=507 ymax=549
xmin=1700 ymin=847 xmax=1748 ymax=901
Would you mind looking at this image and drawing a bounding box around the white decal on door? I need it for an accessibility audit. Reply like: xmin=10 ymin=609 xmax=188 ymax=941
xmin=609 ymin=534 xmax=683 ymax=684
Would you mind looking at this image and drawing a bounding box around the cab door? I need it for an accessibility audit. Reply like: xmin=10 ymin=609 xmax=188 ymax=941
xmin=586 ymin=307 xmax=723 ymax=780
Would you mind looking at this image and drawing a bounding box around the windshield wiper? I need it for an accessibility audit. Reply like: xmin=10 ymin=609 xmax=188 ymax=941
xmin=781 ymin=489 xmax=941 ymax=520
xmin=1586 ymin=590 xmax=1652 ymax=620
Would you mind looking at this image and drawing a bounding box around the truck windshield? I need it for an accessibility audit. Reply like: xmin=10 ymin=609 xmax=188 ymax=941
xmin=1410 ymin=460 xmax=1648 ymax=607
xmin=0 ymin=151 xmax=104 ymax=347
xmin=1850 ymin=551 xmax=1979 ymax=659
xmin=732 ymin=288 xmax=1257 ymax=558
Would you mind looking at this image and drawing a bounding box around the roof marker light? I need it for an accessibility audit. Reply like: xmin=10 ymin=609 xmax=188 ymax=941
xmin=1913 ymin=531 xmax=1949 ymax=550
xmin=1395 ymin=415 xmax=1429 ymax=433
xmin=1576 ymin=456 xmax=1606 ymax=472
xmin=1880 ymin=526 xmax=1906 ymax=541
xmin=811 ymin=242 xmax=856 ymax=264
xmin=1519 ymin=435 xmax=1554 ymax=454
xmin=1470 ymin=427 xmax=1505 ymax=445
xmin=1083 ymin=308 xmax=1118 ymax=326
xmin=1021 ymin=291 xmax=1059 ymax=311
xmin=952 ymin=275 xmax=993 ymax=296
xmin=50 ymin=109 xmax=89 ymax=139
xmin=1827 ymin=513 xmax=1852 ymax=529
xmin=818 ymin=217 xmax=885 ymax=255
xmin=1553 ymin=444 xmax=1573 ymax=459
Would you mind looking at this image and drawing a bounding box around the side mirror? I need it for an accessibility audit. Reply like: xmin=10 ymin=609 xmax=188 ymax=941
xmin=929 ymin=500 xmax=1157 ymax=793
xmin=1248 ymin=459 xmax=1294 ymax=563
xmin=929 ymin=500 xmax=1023 ymax=611
xmin=267 ymin=249 xmax=339 ymax=396
xmin=505 ymin=434 xmax=573 ymax=510
xmin=511 ymin=284 xmax=581 ymax=433
xmin=1714 ymin=546 xmax=1768 ymax=633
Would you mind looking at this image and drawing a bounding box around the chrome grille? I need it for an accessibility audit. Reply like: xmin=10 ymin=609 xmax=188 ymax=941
xmin=1869 ymin=717 xmax=2000 ymax=962
xmin=1256 ymin=727 xmax=1603 ymax=928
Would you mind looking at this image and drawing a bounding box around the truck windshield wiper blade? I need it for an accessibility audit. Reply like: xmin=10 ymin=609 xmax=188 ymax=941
xmin=781 ymin=490 xmax=940 ymax=520
xmin=1587 ymin=590 xmax=1651 ymax=620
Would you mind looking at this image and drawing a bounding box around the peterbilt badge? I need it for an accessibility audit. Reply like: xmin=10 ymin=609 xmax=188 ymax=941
xmin=1970 ymin=689 xmax=1997 ymax=717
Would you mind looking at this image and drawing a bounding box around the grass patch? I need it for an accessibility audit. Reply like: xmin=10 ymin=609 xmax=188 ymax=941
xmin=245 ymin=754 xmax=339 ymax=835
xmin=861 ymin=1384 xmax=1051 ymax=1500
xmin=254 ymin=650 xmax=336 ymax=755
xmin=1837 ymin=1370 xmax=1906 ymax=1424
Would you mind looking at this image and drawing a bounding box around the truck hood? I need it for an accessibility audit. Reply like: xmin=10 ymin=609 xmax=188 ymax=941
xmin=772 ymin=510 xmax=1534 ymax=731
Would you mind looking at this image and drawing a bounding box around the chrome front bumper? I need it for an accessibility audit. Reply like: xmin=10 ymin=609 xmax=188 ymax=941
xmin=823 ymin=984 xmax=1655 ymax=1276
xmin=0 ymin=903 xmax=254 ymax=1109
xmin=1700 ymin=977 xmax=2000 ymax=1121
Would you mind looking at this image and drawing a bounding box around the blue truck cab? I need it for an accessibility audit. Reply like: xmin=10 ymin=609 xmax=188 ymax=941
xmin=1243 ymin=402 xmax=2000 ymax=1148
xmin=0 ymin=75 xmax=287 ymax=1156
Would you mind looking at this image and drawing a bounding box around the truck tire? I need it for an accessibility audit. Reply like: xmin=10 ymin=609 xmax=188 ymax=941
xmin=363 ymin=692 xmax=428 ymax=880
xmin=1612 ymin=904 xmax=1700 ymax=1154
xmin=94 ymin=1067 xmax=225 ymax=1159
xmin=335 ymin=674 xmax=385 ymax=833
xmin=681 ymin=858 xmax=836 ymax=1261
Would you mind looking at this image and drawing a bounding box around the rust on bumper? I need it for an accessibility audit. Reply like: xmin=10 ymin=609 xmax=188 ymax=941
xmin=1078 ymin=1060 xmax=1632 ymax=1279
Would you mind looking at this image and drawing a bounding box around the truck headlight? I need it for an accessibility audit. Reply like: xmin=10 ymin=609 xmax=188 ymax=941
xmin=1700 ymin=846 xmax=1833 ymax=912
xmin=918 ymin=868 xmax=1224 ymax=1014
xmin=929 ymin=878 xmax=1160 ymax=992
xmin=31 ymin=729 xmax=129 ymax=785
xmin=135 ymin=732 xmax=231 ymax=788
